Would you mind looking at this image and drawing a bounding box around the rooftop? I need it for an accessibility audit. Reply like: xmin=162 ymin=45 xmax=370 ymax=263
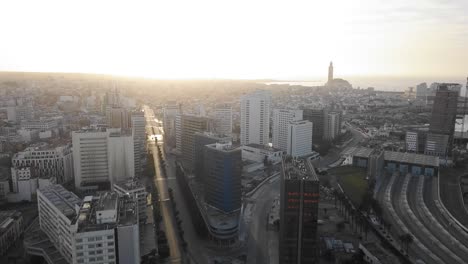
xmin=384 ymin=151 xmax=439 ymax=167
xmin=282 ymin=157 xmax=319 ymax=181
xmin=39 ymin=185 xmax=82 ymax=220
xmin=0 ymin=211 xmax=22 ymax=234
xmin=244 ymin=143 xmax=281 ymax=152
xmin=75 ymin=192 xmax=138 ymax=232
xmin=114 ymin=179 xmax=145 ymax=191
xmin=342 ymin=146 xmax=375 ymax=158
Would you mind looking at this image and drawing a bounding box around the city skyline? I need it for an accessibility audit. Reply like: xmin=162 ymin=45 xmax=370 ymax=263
xmin=1 ymin=0 xmax=467 ymax=80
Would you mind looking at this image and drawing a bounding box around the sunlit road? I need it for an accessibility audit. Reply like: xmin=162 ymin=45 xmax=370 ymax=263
xmin=144 ymin=105 xmax=183 ymax=264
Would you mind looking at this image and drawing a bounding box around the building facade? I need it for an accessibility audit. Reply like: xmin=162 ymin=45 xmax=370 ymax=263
xmin=324 ymin=111 xmax=341 ymax=141
xmin=240 ymin=90 xmax=271 ymax=146
xmin=12 ymin=142 xmax=74 ymax=184
xmin=287 ymin=120 xmax=313 ymax=157
xmin=203 ymin=143 xmax=242 ymax=213
xmin=0 ymin=211 xmax=23 ymax=256
xmin=131 ymin=111 xmax=146 ymax=177
xmin=279 ymin=157 xmax=319 ymax=264
xmin=272 ymin=109 xmax=303 ymax=151
xmin=302 ymin=108 xmax=327 ymax=143
xmin=72 ymin=129 xmax=134 ymax=191
xmin=213 ymin=103 xmax=233 ymax=136
xmin=180 ymin=115 xmax=211 ymax=171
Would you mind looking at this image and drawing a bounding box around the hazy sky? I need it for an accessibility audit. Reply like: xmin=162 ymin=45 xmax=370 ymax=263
xmin=1 ymin=0 xmax=467 ymax=79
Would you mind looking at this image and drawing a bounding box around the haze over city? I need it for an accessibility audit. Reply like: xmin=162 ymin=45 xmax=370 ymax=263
xmin=1 ymin=0 xmax=467 ymax=83
xmin=1 ymin=1 xmax=468 ymax=264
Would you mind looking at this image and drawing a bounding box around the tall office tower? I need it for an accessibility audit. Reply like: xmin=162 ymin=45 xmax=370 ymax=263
xmin=131 ymin=111 xmax=146 ymax=177
xmin=429 ymin=84 xmax=459 ymax=136
xmin=416 ymin=82 xmax=428 ymax=100
xmin=303 ymin=108 xmax=327 ymax=143
xmin=324 ymin=112 xmax=341 ymax=141
xmin=213 ymin=103 xmax=233 ymax=135
xmin=180 ymin=115 xmax=211 ymax=171
xmin=72 ymin=129 xmax=134 ymax=191
xmin=12 ymin=143 xmax=74 ymax=184
xmin=193 ymin=132 xmax=231 ymax=181
xmin=287 ymin=120 xmax=313 ymax=157
xmin=0 ymin=211 xmax=23 ymax=256
xmin=104 ymin=88 xmax=121 ymax=107
xmin=240 ymin=90 xmax=271 ymax=146
xmin=175 ymin=114 xmax=182 ymax=152
xmin=203 ymin=142 xmax=242 ymax=213
xmin=163 ymin=102 xmax=181 ymax=147
xmin=272 ymin=109 xmax=303 ymax=151
xmin=106 ymin=107 xmax=129 ymax=129
xmin=114 ymin=180 xmax=148 ymax=225
xmin=35 ymin=185 xmax=140 ymax=264
xmin=328 ymin=61 xmax=333 ymax=83
xmin=279 ymin=157 xmax=319 ymax=264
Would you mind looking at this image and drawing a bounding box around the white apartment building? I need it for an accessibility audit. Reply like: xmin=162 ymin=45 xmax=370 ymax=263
xmin=287 ymin=120 xmax=313 ymax=157
xmin=12 ymin=142 xmax=74 ymax=184
xmin=272 ymin=109 xmax=303 ymax=151
xmin=113 ymin=180 xmax=147 ymax=225
xmin=34 ymin=185 xmax=139 ymax=264
xmin=37 ymin=185 xmax=82 ymax=263
xmin=405 ymin=131 xmax=418 ymax=152
xmin=20 ymin=118 xmax=58 ymax=130
xmin=240 ymin=90 xmax=271 ymax=146
xmin=213 ymin=103 xmax=233 ymax=135
xmin=324 ymin=112 xmax=341 ymax=141
xmin=72 ymin=129 xmax=134 ymax=191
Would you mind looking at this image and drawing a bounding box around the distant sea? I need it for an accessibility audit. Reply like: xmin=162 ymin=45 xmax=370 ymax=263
xmin=264 ymin=76 xmax=467 ymax=95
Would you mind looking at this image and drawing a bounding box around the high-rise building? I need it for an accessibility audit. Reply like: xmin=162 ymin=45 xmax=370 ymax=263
xmin=106 ymin=107 xmax=129 ymax=129
xmin=324 ymin=112 xmax=341 ymax=141
xmin=180 ymin=115 xmax=211 ymax=171
xmin=287 ymin=120 xmax=313 ymax=157
xmin=213 ymin=103 xmax=233 ymax=136
xmin=303 ymin=108 xmax=327 ymax=143
xmin=131 ymin=111 xmax=146 ymax=177
xmin=272 ymin=109 xmax=303 ymax=151
xmin=193 ymin=132 xmax=231 ymax=181
xmin=175 ymin=114 xmax=182 ymax=152
xmin=328 ymin=61 xmax=333 ymax=83
xmin=416 ymin=82 xmax=428 ymax=99
xmin=240 ymin=90 xmax=271 ymax=146
xmin=163 ymin=102 xmax=181 ymax=147
xmin=34 ymin=185 xmax=140 ymax=264
xmin=203 ymin=142 xmax=242 ymax=213
xmin=72 ymin=129 xmax=134 ymax=191
xmin=279 ymin=157 xmax=319 ymax=264
xmin=429 ymin=84 xmax=459 ymax=136
xmin=12 ymin=142 xmax=74 ymax=184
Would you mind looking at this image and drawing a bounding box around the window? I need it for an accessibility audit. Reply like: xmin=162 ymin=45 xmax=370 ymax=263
xmin=88 ymin=237 xmax=95 ymax=242
xmin=76 ymin=239 xmax=83 ymax=243
xmin=108 ymin=242 xmax=114 ymax=246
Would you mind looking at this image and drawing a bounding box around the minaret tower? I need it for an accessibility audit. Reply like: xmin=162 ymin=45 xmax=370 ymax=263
xmin=328 ymin=62 xmax=334 ymax=83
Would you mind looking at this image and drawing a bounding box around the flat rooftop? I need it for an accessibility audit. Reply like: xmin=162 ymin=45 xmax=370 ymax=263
xmin=384 ymin=151 xmax=439 ymax=167
xmin=282 ymin=157 xmax=319 ymax=181
xmin=76 ymin=192 xmax=137 ymax=232
xmin=342 ymin=146 xmax=375 ymax=158
xmin=39 ymin=185 xmax=82 ymax=220
xmin=114 ymin=179 xmax=145 ymax=191
xmin=244 ymin=143 xmax=281 ymax=152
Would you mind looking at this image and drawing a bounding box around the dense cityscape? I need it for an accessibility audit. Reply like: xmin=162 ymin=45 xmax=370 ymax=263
xmin=0 ymin=62 xmax=467 ymax=264
xmin=1 ymin=0 xmax=468 ymax=263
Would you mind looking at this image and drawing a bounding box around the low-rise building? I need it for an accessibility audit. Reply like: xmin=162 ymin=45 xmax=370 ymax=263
xmin=0 ymin=211 xmax=23 ymax=256
xmin=113 ymin=180 xmax=148 ymax=225
xmin=241 ymin=143 xmax=283 ymax=164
